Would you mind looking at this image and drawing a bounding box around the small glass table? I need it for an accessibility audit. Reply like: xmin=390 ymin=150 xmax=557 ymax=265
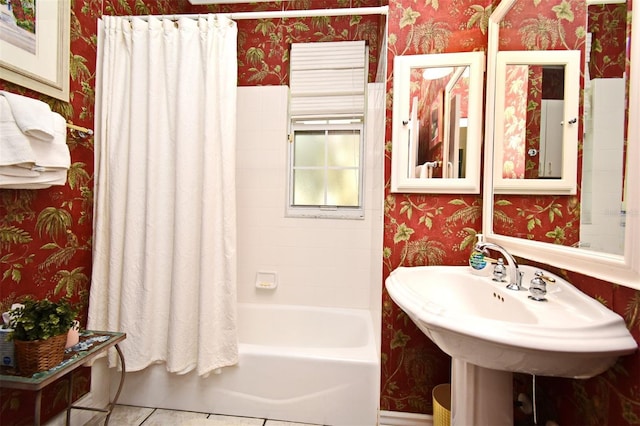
xmin=0 ymin=331 xmax=126 ymax=426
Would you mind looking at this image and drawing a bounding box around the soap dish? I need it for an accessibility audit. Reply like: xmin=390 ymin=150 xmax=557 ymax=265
xmin=255 ymin=271 xmax=277 ymax=289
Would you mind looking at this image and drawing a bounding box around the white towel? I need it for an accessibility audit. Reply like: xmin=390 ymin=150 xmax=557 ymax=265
xmin=0 ymin=91 xmax=55 ymax=141
xmin=0 ymin=103 xmax=70 ymax=188
xmin=419 ymin=163 xmax=431 ymax=179
xmin=0 ymin=169 xmax=67 ymax=189
xmin=0 ymin=165 xmax=41 ymax=177
xmin=30 ymin=113 xmax=71 ymax=170
xmin=0 ymin=96 xmax=36 ymax=167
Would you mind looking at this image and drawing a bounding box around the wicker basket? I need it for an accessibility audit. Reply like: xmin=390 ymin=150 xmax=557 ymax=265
xmin=14 ymin=333 xmax=67 ymax=376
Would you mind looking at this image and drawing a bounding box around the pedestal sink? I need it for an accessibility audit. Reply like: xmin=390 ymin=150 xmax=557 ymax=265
xmin=385 ymin=265 xmax=637 ymax=425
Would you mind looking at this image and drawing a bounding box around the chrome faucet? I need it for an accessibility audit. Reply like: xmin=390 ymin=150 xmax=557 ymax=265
xmin=474 ymin=241 xmax=523 ymax=291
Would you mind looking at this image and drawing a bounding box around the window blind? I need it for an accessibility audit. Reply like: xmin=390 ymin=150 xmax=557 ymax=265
xmin=289 ymin=41 xmax=367 ymax=118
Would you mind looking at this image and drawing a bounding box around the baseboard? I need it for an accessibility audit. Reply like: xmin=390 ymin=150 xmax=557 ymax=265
xmin=379 ymin=410 xmax=433 ymax=426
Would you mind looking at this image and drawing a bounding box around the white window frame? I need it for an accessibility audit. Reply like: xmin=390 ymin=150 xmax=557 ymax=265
xmin=286 ymin=118 xmax=365 ymax=219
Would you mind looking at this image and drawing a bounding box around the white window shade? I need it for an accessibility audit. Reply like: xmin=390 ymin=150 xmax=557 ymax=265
xmin=289 ymin=41 xmax=367 ymax=118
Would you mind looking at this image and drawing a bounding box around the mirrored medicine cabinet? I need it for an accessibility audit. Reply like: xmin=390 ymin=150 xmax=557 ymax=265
xmin=493 ymin=50 xmax=580 ymax=195
xmin=391 ymin=51 xmax=485 ymax=194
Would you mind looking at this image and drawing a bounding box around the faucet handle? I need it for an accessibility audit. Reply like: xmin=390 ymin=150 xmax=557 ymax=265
xmin=539 ymin=273 xmax=556 ymax=284
xmin=528 ymin=271 xmax=548 ymax=302
xmin=492 ymin=258 xmax=507 ymax=282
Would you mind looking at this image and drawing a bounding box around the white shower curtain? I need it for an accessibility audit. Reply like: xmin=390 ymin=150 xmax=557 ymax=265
xmin=88 ymin=15 xmax=239 ymax=376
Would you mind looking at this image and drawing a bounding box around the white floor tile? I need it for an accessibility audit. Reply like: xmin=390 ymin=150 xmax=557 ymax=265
xmin=84 ymin=405 xmax=324 ymax=426
xmin=85 ymin=404 xmax=154 ymax=426
xmin=202 ymin=414 xmax=265 ymax=425
xmin=143 ymin=408 xmax=208 ymax=425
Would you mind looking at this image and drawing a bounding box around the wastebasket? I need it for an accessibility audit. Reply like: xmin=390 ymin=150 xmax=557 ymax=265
xmin=433 ymin=383 xmax=451 ymax=426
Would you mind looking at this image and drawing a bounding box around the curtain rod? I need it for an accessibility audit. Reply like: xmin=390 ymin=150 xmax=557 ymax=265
xmin=124 ymin=5 xmax=388 ymax=21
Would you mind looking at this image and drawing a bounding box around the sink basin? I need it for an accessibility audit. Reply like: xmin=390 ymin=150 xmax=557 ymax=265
xmin=387 ymin=265 xmax=637 ymax=425
xmin=386 ymin=265 xmax=637 ymax=379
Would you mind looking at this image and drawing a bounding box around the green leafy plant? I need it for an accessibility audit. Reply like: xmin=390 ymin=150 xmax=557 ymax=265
xmin=9 ymin=298 xmax=78 ymax=341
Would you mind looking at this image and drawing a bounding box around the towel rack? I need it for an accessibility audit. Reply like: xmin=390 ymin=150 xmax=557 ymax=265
xmin=66 ymin=123 xmax=93 ymax=138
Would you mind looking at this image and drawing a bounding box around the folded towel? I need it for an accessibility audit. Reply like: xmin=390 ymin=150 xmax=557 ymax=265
xmin=0 ymin=96 xmax=36 ymax=167
xmin=30 ymin=113 xmax=70 ymax=170
xmin=0 ymin=183 xmax=58 ymax=189
xmin=0 ymin=169 xmax=67 ymax=189
xmin=0 ymin=105 xmax=69 ymax=188
xmin=0 ymin=91 xmax=55 ymax=141
xmin=0 ymin=165 xmax=41 ymax=177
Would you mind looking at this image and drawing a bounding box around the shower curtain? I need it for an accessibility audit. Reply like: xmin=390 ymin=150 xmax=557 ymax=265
xmin=88 ymin=15 xmax=239 ymax=376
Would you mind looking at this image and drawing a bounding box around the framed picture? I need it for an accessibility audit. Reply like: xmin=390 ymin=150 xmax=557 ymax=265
xmin=429 ymin=89 xmax=444 ymax=148
xmin=0 ymin=0 xmax=70 ymax=101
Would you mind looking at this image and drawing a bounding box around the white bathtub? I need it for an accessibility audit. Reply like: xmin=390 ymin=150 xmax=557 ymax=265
xmin=113 ymin=303 xmax=380 ymax=425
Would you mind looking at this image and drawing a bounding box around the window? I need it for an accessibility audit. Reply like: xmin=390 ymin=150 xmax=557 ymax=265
xmin=288 ymin=118 xmax=364 ymax=218
xmin=287 ymin=41 xmax=368 ymax=219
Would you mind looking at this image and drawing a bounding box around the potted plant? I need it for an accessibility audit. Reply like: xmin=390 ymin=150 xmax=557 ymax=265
xmin=8 ymin=298 xmax=78 ymax=375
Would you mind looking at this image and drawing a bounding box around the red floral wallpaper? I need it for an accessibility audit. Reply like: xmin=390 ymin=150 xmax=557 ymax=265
xmin=1 ymin=0 xmax=638 ymax=424
xmin=588 ymin=3 xmax=627 ymax=79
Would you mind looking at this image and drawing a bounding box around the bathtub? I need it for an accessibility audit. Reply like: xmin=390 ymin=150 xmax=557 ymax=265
xmin=113 ymin=303 xmax=380 ymax=425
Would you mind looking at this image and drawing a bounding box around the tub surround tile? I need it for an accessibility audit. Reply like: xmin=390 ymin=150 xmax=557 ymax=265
xmin=235 ymin=85 xmax=383 ymax=310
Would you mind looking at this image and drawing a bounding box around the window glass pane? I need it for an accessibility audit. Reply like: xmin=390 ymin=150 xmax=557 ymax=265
xmin=326 ymin=169 xmax=359 ymax=206
xmin=327 ymin=130 xmax=360 ymax=167
xmin=289 ymin=121 xmax=363 ymax=215
xmin=294 ymin=131 xmax=325 ymax=167
xmin=293 ymin=169 xmax=325 ymax=205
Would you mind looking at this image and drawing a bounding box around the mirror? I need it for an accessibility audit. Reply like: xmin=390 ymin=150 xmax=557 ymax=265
xmin=493 ymin=50 xmax=580 ymax=194
xmin=391 ymin=52 xmax=485 ymax=193
xmin=483 ymin=0 xmax=640 ymax=289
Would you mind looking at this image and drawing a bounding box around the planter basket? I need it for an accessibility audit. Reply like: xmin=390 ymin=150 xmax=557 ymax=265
xmin=14 ymin=333 xmax=67 ymax=376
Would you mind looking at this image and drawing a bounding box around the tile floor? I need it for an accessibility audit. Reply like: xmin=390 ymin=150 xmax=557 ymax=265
xmin=86 ymin=405 xmax=322 ymax=426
